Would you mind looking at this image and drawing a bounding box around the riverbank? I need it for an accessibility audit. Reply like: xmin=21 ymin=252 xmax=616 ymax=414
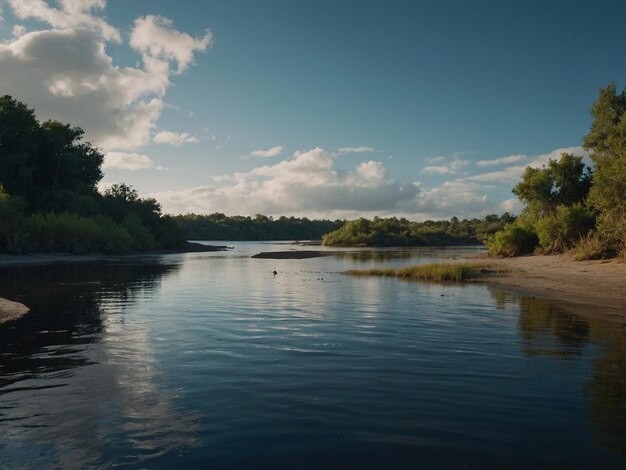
xmin=0 ymin=241 xmax=230 ymax=267
xmin=476 ymin=253 xmax=626 ymax=321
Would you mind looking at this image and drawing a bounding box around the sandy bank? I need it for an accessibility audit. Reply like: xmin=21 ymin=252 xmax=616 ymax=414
xmin=479 ymin=254 xmax=626 ymax=321
xmin=0 ymin=242 xmax=230 ymax=267
xmin=0 ymin=298 xmax=29 ymax=324
xmin=251 ymin=250 xmax=335 ymax=259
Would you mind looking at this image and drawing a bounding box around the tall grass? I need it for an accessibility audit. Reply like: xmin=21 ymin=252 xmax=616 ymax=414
xmin=344 ymin=262 xmax=501 ymax=282
xmin=0 ymin=211 xmax=135 ymax=254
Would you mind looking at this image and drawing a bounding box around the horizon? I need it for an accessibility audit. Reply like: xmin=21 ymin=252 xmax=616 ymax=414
xmin=1 ymin=0 xmax=624 ymax=220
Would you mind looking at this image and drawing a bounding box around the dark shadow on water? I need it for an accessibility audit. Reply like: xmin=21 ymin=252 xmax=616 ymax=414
xmin=0 ymin=260 xmax=201 ymax=468
xmin=489 ymin=288 xmax=626 ymax=457
xmin=0 ymin=261 xmax=179 ymax=387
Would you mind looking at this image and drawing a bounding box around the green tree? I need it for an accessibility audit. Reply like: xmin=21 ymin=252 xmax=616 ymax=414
xmin=512 ymin=153 xmax=592 ymax=219
xmin=0 ymin=95 xmax=104 ymax=213
xmin=583 ymin=83 xmax=626 ymax=252
xmin=0 ymin=96 xmax=39 ymax=200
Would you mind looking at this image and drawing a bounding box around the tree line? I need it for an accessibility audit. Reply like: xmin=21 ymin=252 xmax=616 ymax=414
xmin=322 ymin=214 xmax=514 ymax=246
xmin=175 ymin=213 xmax=343 ymax=241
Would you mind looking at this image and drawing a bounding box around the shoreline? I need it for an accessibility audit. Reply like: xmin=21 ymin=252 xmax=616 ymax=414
xmin=476 ymin=254 xmax=626 ymax=322
xmin=0 ymin=241 xmax=230 ymax=268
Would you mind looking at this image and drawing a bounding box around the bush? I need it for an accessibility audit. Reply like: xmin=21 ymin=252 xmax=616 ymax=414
xmin=25 ymin=212 xmax=133 ymax=254
xmin=485 ymin=223 xmax=539 ymax=257
xmin=571 ymin=233 xmax=608 ymax=260
xmin=535 ymin=204 xmax=595 ymax=253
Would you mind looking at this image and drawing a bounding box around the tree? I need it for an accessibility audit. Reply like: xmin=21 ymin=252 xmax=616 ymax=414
xmin=0 ymin=95 xmax=104 ymax=213
xmin=583 ymin=83 xmax=626 ymax=251
xmin=512 ymin=153 xmax=592 ymax=219
xmin=0 ymin=95 xmax=39 ymax=200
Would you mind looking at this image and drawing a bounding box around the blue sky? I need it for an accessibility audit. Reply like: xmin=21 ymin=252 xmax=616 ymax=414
xmin=0 ymin=0 xmax=624 ymax=219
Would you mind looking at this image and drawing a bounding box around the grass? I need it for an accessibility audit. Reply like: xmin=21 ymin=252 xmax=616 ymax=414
xmin=343 ymin=262 xmax=504 ymax=282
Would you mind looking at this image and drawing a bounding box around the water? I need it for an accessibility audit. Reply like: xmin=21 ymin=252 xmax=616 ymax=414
xmin=0 ymin=242 xmax=624 ymax=468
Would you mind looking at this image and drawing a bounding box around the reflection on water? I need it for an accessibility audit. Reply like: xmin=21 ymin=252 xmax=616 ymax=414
xmin=0 ymin=261 xmax=200 ymax=468
xmin=0 ymin=246 xmax=624 ymax=467
xmin=490 ymin=288 xmax=626 ymax=457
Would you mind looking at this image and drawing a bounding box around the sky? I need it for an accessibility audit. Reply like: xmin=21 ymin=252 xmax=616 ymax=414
xmin=0 ymin=0 xmax=624 ymax=220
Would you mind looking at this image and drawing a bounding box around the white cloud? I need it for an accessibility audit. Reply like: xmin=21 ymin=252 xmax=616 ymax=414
xmin=467 ymin=147 xmax=586 ymax=183
xmin=153 ymin=147 xmax=418 ymax=217
xmin=423 ymin=158 xmax=468 ymax=174
xmin=151 ymin=146 xmax=503 ymax=219
xmin=476 ymin=154 xmax=528 ymax=167
xmin=356 ymin=161 xmax=387 ymax=180
xmin=103 ymin=152 xmax=155 ymax=171
xmin=0 ymin=2 xmax=211 ymax=151
xmin=12 ymin=25 xmax=27 ymax=38
xmin=337 ymin=146 xmax=375 ymax=154
xmin=397 ymin=181 xmax=493 ymax=218
xmin=8 ymin=0 xmax=121 ymax=42
xmin=153 ymin=131 xmax=199 ymax=146
xmin=129 ymin=15 xmax=212 ymax=74
xmin=499 ymin=198 xmax=523 ymax=214
xmin=249 ymin=145 xmax=284 ymax=158
xmin=424 ymin=156 xmax=445 ymax=164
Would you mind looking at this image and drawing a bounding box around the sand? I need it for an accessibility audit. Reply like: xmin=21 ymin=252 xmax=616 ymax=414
xmin=479 ymin=254 xmax=626 ymax=321
xmin=0 ymin=298 xmax=30 ymax=324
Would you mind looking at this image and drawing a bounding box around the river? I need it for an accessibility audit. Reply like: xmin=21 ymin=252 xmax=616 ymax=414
xmin=0 ymin=242 xmax=624 ymax=468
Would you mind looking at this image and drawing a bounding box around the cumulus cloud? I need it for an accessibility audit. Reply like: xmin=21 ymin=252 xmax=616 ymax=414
xmin=8 ymin=0 xmax=121 ymax=42
xmin=103 ymin=152 xmax=155 ymax=171
xmin=151 ymin=146 xmax=501 ymax=219
xmin=0 ymin=1 xmax=211 ymax=152
xmin=499 ymin=198 xmax=523 ymax=214
xmin=153 ymin=131 xmax=199 ymax=146
xmin=249 ymin=145 xmax=284 ymax=158
xmin=476 ymin=154 xmax=528 ymax=167
xmin=154 ymin=147 xmax=419 ymax=217
xmin=130 ymin=15 xmax=212 ymax=74
xmin=397 ymin=181 xmax=492 ymax=218
xmin=423 ymin=158 xmax=469 ymax=175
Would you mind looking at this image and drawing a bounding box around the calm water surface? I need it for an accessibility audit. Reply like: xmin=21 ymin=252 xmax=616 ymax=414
xmin=0 ymin=242 xmax=624 ymax=468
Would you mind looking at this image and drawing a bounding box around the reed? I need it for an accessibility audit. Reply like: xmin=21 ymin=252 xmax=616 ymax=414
xmin=343 ymin=262 xmax=501 ymax=282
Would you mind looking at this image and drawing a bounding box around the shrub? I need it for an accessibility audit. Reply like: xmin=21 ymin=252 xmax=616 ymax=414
xmin=25 ymin=212 xmax=133 ymax=254
xmin=484 ymin=223 xmax=539 ymax=257
xmin=535 ymin=204 xmax=595 ymax=253
xmin=571 ymin=233 xmax=608 ymax=260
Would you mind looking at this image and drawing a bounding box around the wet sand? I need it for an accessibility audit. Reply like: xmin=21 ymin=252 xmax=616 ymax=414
xmin=479 ymin=254 xmax=626 ymax=321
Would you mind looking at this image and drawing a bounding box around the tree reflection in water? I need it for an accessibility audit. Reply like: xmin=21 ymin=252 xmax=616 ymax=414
xmin=490 ymin=288 xmax=626 ymax=456
xmin=0 ymin=260 xmax=200 ymax=468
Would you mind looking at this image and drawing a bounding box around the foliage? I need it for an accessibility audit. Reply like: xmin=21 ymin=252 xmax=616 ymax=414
xmin=512 ymin=153 xmax=592 ymax=219
xmin=484 ymin=221 xmax=539 ymax=257
xmin=534 ymin=204 xmax=595 ymax=253
xmin=571 ymin=233 xmax=609 ymax=261
xmin=583 ymin=83 xmax=626 ymax=253
xmin=344 ymin=262 xmax=502 ymax=282
xmin=489 ymin=84 xmax=625 ymax=258
xmin=0 ymin=97 xmax=184 ymax=253
xmin=175 ymin=213 xmax=344 ymax=241
xmin=322 ymin=214 xmax=514 ymax=247
xmin=0 ymin=96 xmax=103 ymax=213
